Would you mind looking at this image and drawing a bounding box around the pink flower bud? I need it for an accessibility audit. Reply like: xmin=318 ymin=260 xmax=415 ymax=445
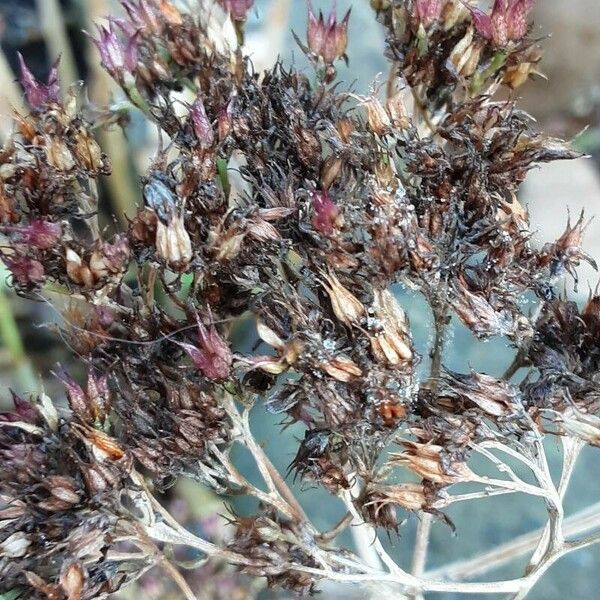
xmin=55 ymin=367 xmax=88 ymax=417
xmin=218 ymin=0 xmax=255 ymax=21
xmin=469 ymin=0 xmax=536 ymax=46
xmin=415 ymin=0 xmax=443 ymax=27
xmin=5 ymin=256 xmax=45 ymax=287
xmin=0 ymin=391 xmax=39 ymax=423
xmin=122 ymin=0 xmax=161 ymax=34
xmin=306 ymin=1 xmax=351 ymax=65
xmin=0 ymin=220 xmax=62 ymax=250
xmin=177 ymin=315 xmax=232 ymax=380
xmin=311 ymin=190 xmax=340 ymax=235
xmin=91 ymin=20 xmax=139 ymax=81
xmin=17 ymin=53 xmax=60 ymax=109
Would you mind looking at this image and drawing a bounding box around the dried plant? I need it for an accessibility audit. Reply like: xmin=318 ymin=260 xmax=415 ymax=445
xmin=1 ymin=0 xmax=599 ymax=598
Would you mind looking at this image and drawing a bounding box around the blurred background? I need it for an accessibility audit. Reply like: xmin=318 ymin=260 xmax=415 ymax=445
xmin=0 ymin=1 xmax=599 ymax=599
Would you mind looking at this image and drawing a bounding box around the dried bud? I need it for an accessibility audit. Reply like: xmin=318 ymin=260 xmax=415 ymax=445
xmin=73 ymin=130 xmax=105 ymax=172
xmin=247 ymin=217 xmax=281 ymax=242
xmin=311 ymin=190 xmax=343 ymax=235
xmin=156 ymin=214 xmax=193 ymax=270
xmin=306 ymin=2 xmax=351 ymax=65
xmin=177 ymin=315 xmax=232 ymax=380
xmin=17 ymin=53 xmax=60 ymax=108
xmin=539 ymin=212 xmax=597 ymax=276
xmin=217 ymin=100 xmax=234 ymax=140
xmin=386 ymin=92 xmax=411 ymax=129
xmin=65 ymin=248 xmax=94 ymax=288
xmin=444 ymin=371 xmax=518 ymax=417
xmin=60 ymin=561 xmax=86 ymax=600
xmin=85 ymin=427 xmax=126 ymax=461
xmin=448 ymin=28 xmax=483 ymax=78
xmin=367 ymin=482 xmax=426 ymax=514
xmin=321 ymin=356 xmax=363 ymax=381
xmin=363 ymin=96 xmax=392 ymax=136
xmin=369 ymin=289 xmax=413 ymax=365
xmin=319 ymin=155 xmax=343 ymax=189
xmin=321 ymin=270 xmax=365 ymax=327
xmin=0 ymin=531 xmax=30 ymax=557
xmin=55 ymin=367 xmax=88 ymax=417
xmin=391 ymin=441 xmax=476 ymax=484
xmin=46 ymin=137 xmax=75 ymax=171
xmin=556 ymin=407 xmax=600 ymax=446
xmin=450 ymin=278 xmax=522 ymax=338
xmin=89 ymin=234 xmax=131 ymax=278
xmin=190 ymin=95 xmax=215 ymax=148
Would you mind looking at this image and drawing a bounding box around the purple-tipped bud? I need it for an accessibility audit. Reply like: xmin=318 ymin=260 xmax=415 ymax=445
xmin=5 ymin=256 xmax=45 ymax=287
xmin=17 ymin=53 xmax=60 ymax=109
xmin=91 ymin=20 xmax=138 ymax=81
xmin=307 ymin=1 xmax=351 ymax=65
xmin=98 ymin=234 xmax=131 ymax=273
xmin=218 ymin=0 xmax=255 ymax=21
xmin=86 ymin=369 xmax=111 ymax=422
xmin=55 ymin=367 xmax=88 ymax=417
xmin=0 ymin=220 xmax=62 ymax=250
xmin=190 ymin=95 xmax=214 ymax=148
xmin=415 ymin=0 xmax=444 ymax=27
xmin=311 ymin=190 xmax=340 ymax=235
xmin=177 ymin=315 xmax=232 ymax=380
xmin=469 ymin=0 xmax=536 ymax=46
xmin=122 ymin=0 xmax=161 ymax=33
xmin=0 ymin=391 xmax=39 ymax=423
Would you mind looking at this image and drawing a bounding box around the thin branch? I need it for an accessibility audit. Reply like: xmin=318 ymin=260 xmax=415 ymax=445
xmin=160 ymin=556 xmax=200 ymax=600
xmin=342 ymin=484 xmax=386 ymax=571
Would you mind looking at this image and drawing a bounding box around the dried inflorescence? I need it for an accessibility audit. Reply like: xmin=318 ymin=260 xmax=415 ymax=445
xmin=1 ymin=0 xmax=600 ymax=597
xmin=0 ymin=391 xmax=138 ymax=599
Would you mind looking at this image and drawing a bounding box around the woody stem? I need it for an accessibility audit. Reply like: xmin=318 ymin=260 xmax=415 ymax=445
xmin=411 ymin=299 xmax=449 ymax=596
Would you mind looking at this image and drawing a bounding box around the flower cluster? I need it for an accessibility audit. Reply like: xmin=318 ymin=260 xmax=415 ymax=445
xmin=1 ymin=0 xmax=599 ymax=597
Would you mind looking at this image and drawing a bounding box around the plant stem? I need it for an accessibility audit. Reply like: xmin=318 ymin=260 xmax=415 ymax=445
xmin=410 ymin=300 xmax=449 ymax=597
xmin=160 ymin=557 xmax=199 ymax=600
xmin=411 ymin=513 xmax=433 ymax=598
